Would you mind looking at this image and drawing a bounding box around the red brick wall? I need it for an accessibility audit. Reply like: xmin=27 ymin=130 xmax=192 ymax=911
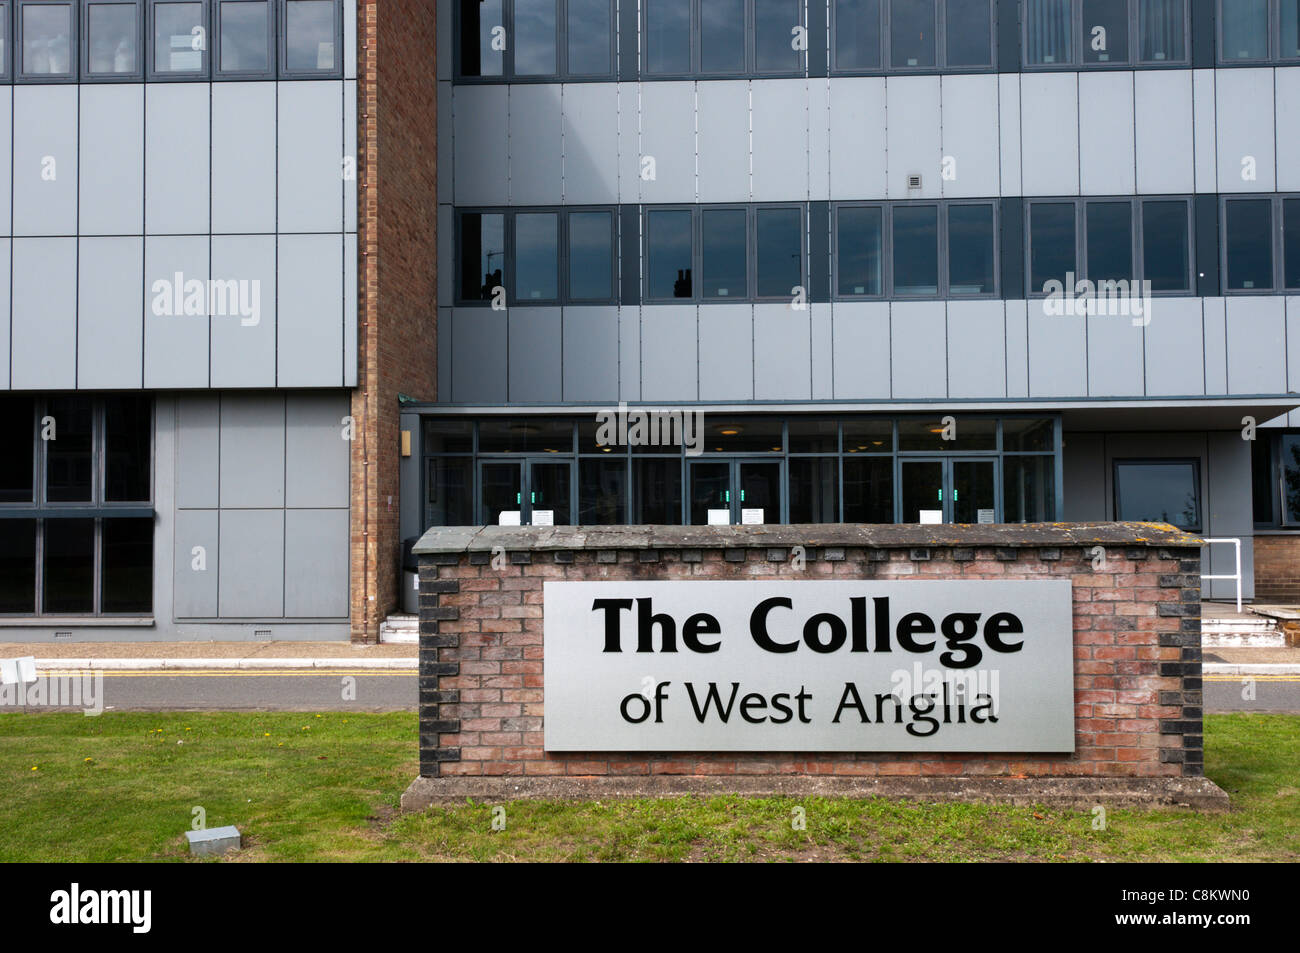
xmin=351 ymin=1 xmax=439 ymax=641
xmin=1253 ymin=534 xmax=1300 ymax=603
xmin=417 ymin=544 xmax=1204 ymax=779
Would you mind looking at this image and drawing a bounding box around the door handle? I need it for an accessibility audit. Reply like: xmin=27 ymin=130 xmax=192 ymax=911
xmin=724 ymin=490 xmax=730 ymax=503
xmin=953 ymin=490 xmax=958 ymax=501
xmin=741 ymin=490 xmax=745 ymax=502
xmin=938 ymin=489 xmax=943 ymax=501
xmin=531 ymin=491 xmax=536 ymax=503
xmin=515 ymin=492 xmax=521 ymax=505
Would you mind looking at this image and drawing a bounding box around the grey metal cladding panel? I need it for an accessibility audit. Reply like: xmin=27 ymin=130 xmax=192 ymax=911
xmin=279 ymin=81 xmax=344 ymax=232
xmin=437 ymin=0 xmax=451 ymax=81
xmin=1144 ymin=298 xmax=1204 ymax=396
xmin=0 ymin=240 xmax=9 ymax=388
xmin=1086 ymin=314 xmax=1144 ymax=396
xmin=829 ymin=78 xmax=886 ymax=200
xmin=1225 ymin=296 xmax=1286 ymax=394
xmin=831 ymin=301 xmax=891 ymax=399
xmin=698 ymin=304 xmax=754 ymax=400
xmin=438 ymin=307 xmax=453 ymax=401
xmin=1277 ymin=69 xmax=1300 ymax=192
xmin=997 ymin=74 xmax=1021 ymax=196
xmin=344 ymin=232 xmax=357 ymax=387
xmin=286 ymin=393 xmax=351 ymax=508
xmin=77 ymin=237 xmax=144 ymax=389
xmin=176 ymin=395 xmax=220 ymax=509
xmin=1191 ymin=69 xmax=1217 ymax=192
xmin=752 ymin=80 xmax=807 ymax=202
xmin=1289 ymin=297 xmax=1300 ymax=399
xmin=946 ymin=300 xmax=1005 ymax=398
xmin=697 ymin=82 xmax=749 ymax=203
xmin=809 ymin=80 xmax=830 ymax=200
xmin=345 ymin=0 xmax=357 ymax=79
xmin=508 ymin=307 xmax=563 ymax=401
xmin=211 ymin=83 xmax=276 ymax=234
xmin=1205 ymin=432 xmax=1254 ymax=599
xmin=438 ymin=80 xmax=454 ymax=203
xmin=453 ymin=85 xmax=509 ymax=205
xmin=1027 ymin=307 xmax=1087 ymax=397
xmin=619 ymin=305 xmax=640 ymax=400
xmin=284 ymin=508 xmax=350 ymax=618
xmin=1020 ymin=73 xmax=1079 ymax=196
xmin=210 ymin=235 xmax=276 ymax=388
xmin=940 ymin=75 xmax=999 ymax=198
xmin=278 ymin=233 xmax=344 ymax=387
xmin=616 ymin=83 xmax=641 ymax=204
xmin=79 ymin=85 xmax=144 ymax=235
xmin=219 ymin=393 xmax=287 ymax=509
xmin=145 ymin=84 xmax=210 ymax=234
xmin=438 ymin=205 xmax=453 ymax=306
xmin=889 ymin=300 xmax=946 ymax=398
xmin=451 ymin=308 xmax=508 ymax=402
xmin=1004 ymin=300 xmax=1029 ymax=398
xmin=218 ymin=509 xmax=285 ymax=618
xmin=640 ymin=305 xmax=699 ymax=400
xmin=562 ymin=83 xmax=619 ymax=204
xmin=509 ymin=85 xmax=563 ymax=205
xmin=1134 ymin=70 xmax=1194 ymax=194
xmin=1215 ymin=68 xmax=1275 ymax=192
xmin=0 ymin=92 xmax=10 ymax=236
xmin=885 ymin=76 xmax=940 ymax=199
xmin=562 ymin=306 xmax=619 ymax=402
xmin=12 ymin=86 xmax=77 ymax=236
xmin=810 ymin=302 xmax=833 ymax=398
xmin=1061 ymin=433 xmax=1106 ymax=521
xmin=11 ymin=238 xmax=76 ymax=390
xmin=1078 ymin=71 xmax=1135 ymax=195
xmin=173 ymin=509 xmax=219 ymax=618
xmin=144 ymin=236 xmax=209 ymax=388
xmin=640 ymin=82 xmax=696 ymax=203
xmin=1202 ymin=297 xmax=1228 ymax=394
xmin=754 ymin=303 xmax=811 ymax=400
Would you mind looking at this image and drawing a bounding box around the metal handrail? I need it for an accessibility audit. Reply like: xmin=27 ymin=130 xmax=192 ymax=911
xmin=1201 ymin=538 xmax=1242 ymax=613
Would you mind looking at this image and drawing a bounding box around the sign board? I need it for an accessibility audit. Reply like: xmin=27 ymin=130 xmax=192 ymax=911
xmin=543 ymin=580 xmax=1074 ymax=752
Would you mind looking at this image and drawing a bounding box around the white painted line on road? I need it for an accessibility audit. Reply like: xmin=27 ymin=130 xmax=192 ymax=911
xmin=1204 ymin=663 xmax=1300 ymax=675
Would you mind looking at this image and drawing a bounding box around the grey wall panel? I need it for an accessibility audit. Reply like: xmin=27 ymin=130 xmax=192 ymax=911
xmin=344 ymin=80 xmax=358 ymax=232
xmin=286 ymin=393 xmax=350 ymax=508
xmin=284 ymin=508 xmax=350 ymax=618
xmin=889 ymin=300 xmax=946 ymax=398
xmin=752 ymin=80 xmax=807 ymax=201
xmin=145 ymin=236 xmax=210 ymax=388
xmin=697 ymin=81 xmax=749 ymax=202
xmin=1203 ymin=297 xmax=1228 ymax=394
xmin=829 ymin=78 xmax=886 ymax=199
xmin=640 ymin=81 xmax=696 ymax=203
xmin=1289 ymin=298 xmax=1300 ymax=406
xmin=698 ymin=304 xmax=753 ymax=400
xmin=218 ymin=509 xmax=285 ymax=618
xmin=173 ymin=509 xmax=219 ymax=618
xmin=176 ymin=395 xmax=220 ymax=509
xmin=343 ymin=232 xmax=357 ymax=387
xmin=811 ymin=302 xmax=832 ymax=398
xmin=808 ymin=79 xmax=830 ymax=200
xmin=0 ymin=240 xmax=9 ymax=388
xmin=0 ymin=91 xmax=10 ymax=236
xmin=145 ymin=84 xmax=210 ymax=234
xmin=885 ymin=76 xmax=941 ymax=199
xmin=11 ymin=238 xmax=76 ymax=390
xmin=831 ymin=301 xmax=891 ymax=399
xmin=616 ymin=83 xmax=642 ymax=204
xmin=438 ymin=307 xmax=453 ymax=401
xmin=212 ymin=83 xmax=276 ymax=234
xmin=279 ymin=81 xmax=344 ymax=232
xmin=436 ymin=0 xmax=451 ymax=81
xmin=1027 ymin=307 xmax=1087 ymax=396
xmin=940 ymin=75 xmax=999 ymax=198
xmin=77 ymin=237 xmax=144 ymax=389
xmin=1020 ymin=73 xmax=1079 ymax=196
xmin=1191 ymin=69 xmax=1217 ymax=192
xmin=1078 ymin=71 xmax=1135 ymax=195
xmin=754 ymin=303 xmax=811 ymax=399
xmin=997 ymin=74 xmax=1022 ymax=196
xmin=639 ymin=305 xmax=698 ymax=400
xmin=1215 ymin=68 xmax=1274 ymax=192
xmin=12 ymin=85 xmax=77 ymax=236
xmin=79 ymin=85 xmax=143 ymax=235
xmin=1277 ymin=68 xmax=1300 ymax=192
xmin=210 ymin=235 xmax=276 ymax=388
xmin=1061 ymin=433 xmax=1106 ymax=521
xmin=946 ymin=300 xmax=1005 ymax=398
xmin=438 ymin=79 xmax=453 ymax=203
xmin=619 ymin=305 xmax=640 ymax=400
xmin=437 ymin=205 xmax=453 ymax=306
xmin=451 ymin=308 xmax=508 ymax=402
xmin=345 ymin=0 xmax=357 ymax=79
xmin=453 ymin=85 xmax=509 ymax=205
xmin=562 ymin=306 xmax=619 ymax=401
xmin=1144 ymin=298 xmax=1205 ymax=396
xmin=1225 ymin=296 xmax=1286 ymax=394
xmin=1134 ymin=70 xmax=1194 ymax=194
xmin=562 ymin=83 xmax=619 ymax=203
xmin=1205 ymin=432 xmax=1254 ymax=600
xmin=509 ymin=84 xmax=563 ymax=204
xmin=1004 ymin=300 xmax=1029 ymax=398
xmin=507 ymin=306 xmax=562 ymax=401
xmin=278 ymin=234 xmax=344 ymax=387
xmin=1086 ymin=313 xmax=1144 ymax=396
xmin=219 ymin=394 xmax=286 ymax=508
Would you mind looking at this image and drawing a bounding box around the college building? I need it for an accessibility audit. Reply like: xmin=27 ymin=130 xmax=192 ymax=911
xmin=2 ymin=0 xmax=1299 ymax=642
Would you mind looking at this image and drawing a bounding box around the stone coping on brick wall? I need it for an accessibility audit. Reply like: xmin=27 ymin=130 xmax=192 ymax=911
xmin=413 ymin=522 xmax=1203 ymax=555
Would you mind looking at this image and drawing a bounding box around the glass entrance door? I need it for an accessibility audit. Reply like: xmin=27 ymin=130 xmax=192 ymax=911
xmin=737 ymin=460 xmax=780 ymax=524
xmin=689 ymin=461 xmax=731 ymax=525
xmin=900 ymin=459 xmax=945 ymax=523
xmin=527 ymin=460 xmax=571 ymax=526
xmin=689 ymin=460 xmax=783 ymax=524
xmin=899 ymin=458 xmax=999 ymax=523
xmin=952 ymin=459 xmax=997 ymax=524
xmin=480 ymin=462 xmax=523 ymax=525
xmin=479 ymin=460 xmax=573 ymax=525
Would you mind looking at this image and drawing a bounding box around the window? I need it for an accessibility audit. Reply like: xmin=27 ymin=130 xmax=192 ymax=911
xmin=1221 ymin=0 xmax=1269 ymax=60
xmin=1224 ymin=198 xmax=1274 ymax=291
xmin=459 ymin=0 xmax=613 ymax=78
xmin=1114 ymin=459 xmax=1200 ymax=531
xmin=833 ymin=0 xmax=882 ymax=69
xmin=1081 ymin=0 xmax=1128 ymax=64
xmin=755 ymin=0 xmax=801 ymax=72
xmin=1285 ymin=198 xmax=1300 ymax=289
xmin=1140 ymin=0 xmax=1185 ymax=61
xmin=19 ymin=0 xmax=75 ymax=77
xmin=836 ymin=205 xmax=884 ymax=296
xmin=947 ymin=203 xmax=995 ymax=294
xmin=945 ymin=0 xmax=992 ymax=66
xmin=1027 ymin=0 xmax=1188 ymax=66
xmin=890 ymin=0 xmax=935 ymax=68
xmin=646 ymin=208 xmax=694 ymax=299
xmin=458 ymin=211 xmax=506 ymax=302
xmin=150 ymin=0 xmax=206 ymax=76
xmin=1284 ymin=0 xmax=1300 ymax=57
xmin=514 ymin=0 xmax=556 ymax=75
xmin=1029 ymin=202 xmax=1076 ymax=292
xmin=460 ymin=0 xmax=504 ymax=76
xmin=283 ymin=0 xmax=337 ymax=73
xmin=1085 ymin=201 xmax=1133 ymax=282
xmin=0 ymin=394 xmax=154 ymax=617
xmin=1141 ymin=199 xmax=1190 ymax=292
xmin=0 ymin=2 xmax=9 ymax=77
xmin=646 ymin=0 xmax=690 ymax=73
xmin=831 ymin=0 xmax=990 ymax=71
xmin=1025 ymin=0 xmax=1071 ymax=63
xmin=85 ymin=1 xmax=140 ymax=77
xmin=217 ymin=0 xmax=270 ymax=75
xmin=514 ymin=212 xmax=559 ymax=302
xmin=701 ymin=207 xmax=747 ymax=297
xmin=568 ymin=210 xmax=615 ymax=300
xmin=702 ymin=0 xmax=745 ymax=73
xmin=892 ymin=204 xmax=939 ymax=294
xmin=755 ymin=206 xmax=801 ymax=298
xmin=567 ymin=0 xmax=611 ymax=74
xmin=645 ymin=0 xmax=804 ymax=76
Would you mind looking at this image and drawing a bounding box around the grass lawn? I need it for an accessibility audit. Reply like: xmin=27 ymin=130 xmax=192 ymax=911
xmin=0 ymin=711 xmax=1296 ymax=862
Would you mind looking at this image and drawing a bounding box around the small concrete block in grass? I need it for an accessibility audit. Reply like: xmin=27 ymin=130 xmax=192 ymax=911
xmin=185 ymin=826 xmax=241 ymax=857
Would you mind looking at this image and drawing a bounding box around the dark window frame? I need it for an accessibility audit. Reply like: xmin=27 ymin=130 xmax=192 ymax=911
xmin=1220 ymin=194 xmax=1287 ymax=294
xmin=1216 ymin=0 xmax=1294 ymax=64
xmin=1112 ymin=456 xmax=1202 ymax=532
xmin=81 ymin=0 xmax=143 ymax=80
xmin=456 ymin=0 xmax=616 ymax=82
xmin=213 ymin=0 xmax=274 ymax=79
xmin=641 ymin=0 xmax=807 ymax=79
xmin=1023 ymin=0 xmax=1191 ymax=70
xmin=145 ymin=0 xmax=210 ymax=80
xmin=277 ymin=0 xmax=342 ymax=78
xmin=17 ymin=0 xmax=79 ymax=81
xmin=0 ymin=1 xmax=10 ymax=80
xmin=830 ymin=0 xmax=996 ymax=74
